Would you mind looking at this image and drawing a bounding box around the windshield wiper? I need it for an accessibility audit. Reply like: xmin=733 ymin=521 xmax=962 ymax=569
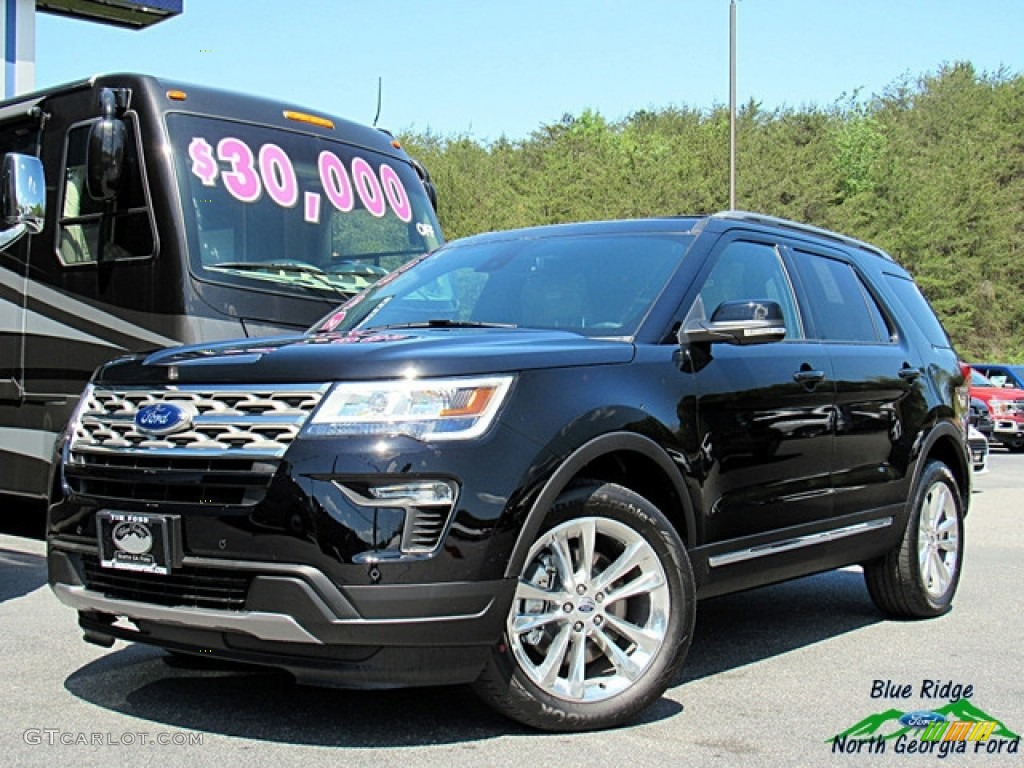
xmin=212 ymin=260 xmax=325 ymax=273
xmin=367 ymin=319 xmax=519 ymax=330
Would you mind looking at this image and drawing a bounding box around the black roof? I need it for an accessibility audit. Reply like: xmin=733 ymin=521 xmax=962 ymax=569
xmin=1 ymin=72 xmax=403 ymax=158
xmin=447 ymin=210 xmax=894 ymax=263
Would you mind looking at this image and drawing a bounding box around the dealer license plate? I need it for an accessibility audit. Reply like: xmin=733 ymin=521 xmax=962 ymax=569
xmin=97 ymin=511 xmax=180 ymax=575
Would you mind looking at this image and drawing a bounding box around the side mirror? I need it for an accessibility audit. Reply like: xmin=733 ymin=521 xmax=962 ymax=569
xmin=410 ymin=158 xmax=438 ymax=211
xmin=0 ymin=153 xmax=46 ymax=250
xmin=681 ymin=299 xmax=787 ymax=346
xmin=86 ymin=88 xmax=126 ymax=201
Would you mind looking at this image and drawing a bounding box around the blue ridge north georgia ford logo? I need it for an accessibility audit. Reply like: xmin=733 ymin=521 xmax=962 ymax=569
xmin=134 ymin=402 xmax=195 ymax=436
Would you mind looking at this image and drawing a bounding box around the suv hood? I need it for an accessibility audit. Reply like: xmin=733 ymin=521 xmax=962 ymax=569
xmin=95 ymin=328 xmax=636 ymax=385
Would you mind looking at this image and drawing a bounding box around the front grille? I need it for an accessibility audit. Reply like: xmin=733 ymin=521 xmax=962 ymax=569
xmin=82 ymin=555 xmax=251 ymax=610
xmin=67 ymin=383 xmax=329 ymax=507
xmin=71 ymin=384 xmax=329 ymax=455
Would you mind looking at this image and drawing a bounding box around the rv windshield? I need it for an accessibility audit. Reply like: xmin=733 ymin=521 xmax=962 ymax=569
xmin=167 ymin=114 xmax=442 ymax=299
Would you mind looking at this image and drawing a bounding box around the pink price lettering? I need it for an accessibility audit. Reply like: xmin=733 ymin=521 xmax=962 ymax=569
xmin=187 ymin=136 xmax=413 ymax=223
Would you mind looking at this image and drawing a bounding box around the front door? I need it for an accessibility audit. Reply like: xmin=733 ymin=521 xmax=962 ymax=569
xmin=686 ymin=237 xmax=836 ymax=544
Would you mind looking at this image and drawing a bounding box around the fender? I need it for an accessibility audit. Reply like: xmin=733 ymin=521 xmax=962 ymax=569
xmin=503 ymin=431 xmax=696 ymax=579
xmin=907 ymin=416 xmax=971 ymax=513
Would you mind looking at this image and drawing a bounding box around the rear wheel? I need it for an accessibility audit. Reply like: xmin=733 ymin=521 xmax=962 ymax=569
xmin=473 ymin=483 xmax=695 ymax=731
xmin=865 ymin=460 xmax=964 ymax=618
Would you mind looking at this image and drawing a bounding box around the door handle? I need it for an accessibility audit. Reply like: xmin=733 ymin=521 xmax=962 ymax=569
xmin=793 ymin=369 xmax=826 ymax=385
xmin=898 ymin=365 xmax=922 ymax=382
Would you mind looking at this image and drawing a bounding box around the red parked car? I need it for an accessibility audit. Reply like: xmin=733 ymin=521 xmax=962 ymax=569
xmin=968 ymin=368 xmax=1024 ymax=451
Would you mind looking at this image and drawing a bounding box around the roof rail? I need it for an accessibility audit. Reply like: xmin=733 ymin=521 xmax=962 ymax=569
xmin=711 ymin=210 xmax=893 ymax=262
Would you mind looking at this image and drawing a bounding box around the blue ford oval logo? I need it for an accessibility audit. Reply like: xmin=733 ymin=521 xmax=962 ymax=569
xmin=899 ymin=710 xmax=946 ymax=729
xmin=135 ymin=402 xmax=194 ymax=436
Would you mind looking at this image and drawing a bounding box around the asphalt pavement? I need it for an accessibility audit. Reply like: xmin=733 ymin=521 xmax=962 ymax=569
xmin=1 ymin=453 xmax=1021 ymax=767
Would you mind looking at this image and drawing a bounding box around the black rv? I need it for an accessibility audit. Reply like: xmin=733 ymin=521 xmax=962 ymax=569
xmin=0 ymin=73 xmax=442 ymax=501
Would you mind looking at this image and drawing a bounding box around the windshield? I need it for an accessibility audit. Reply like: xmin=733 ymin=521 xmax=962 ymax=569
xmin=971 ymin=370 xmax=995 ymax=387
xmin=982 ymin=366 xmax=1024 ymax=389
xmin=314 ymin=232 xmax=693 ymax=339
xmin=168 ymin=114 xmax=443 ymax=300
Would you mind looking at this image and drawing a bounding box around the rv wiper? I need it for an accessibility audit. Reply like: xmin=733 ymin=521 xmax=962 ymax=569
xmin=210 ymin=261 xmax=352 ymax=299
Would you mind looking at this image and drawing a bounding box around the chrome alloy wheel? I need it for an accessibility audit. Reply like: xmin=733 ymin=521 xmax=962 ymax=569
xmin=917 ymin=479 xmax=961 ymax=599
xmin=508 ymin=516 xmax=671 ymax=703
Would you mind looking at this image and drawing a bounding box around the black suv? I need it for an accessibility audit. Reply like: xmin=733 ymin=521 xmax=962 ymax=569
xmin=48 ymin=212 xmax=970 ymax=731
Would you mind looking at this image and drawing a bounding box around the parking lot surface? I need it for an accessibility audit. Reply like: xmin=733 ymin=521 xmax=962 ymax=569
xmin=1 ymin=453 xmax=1021 ymax=767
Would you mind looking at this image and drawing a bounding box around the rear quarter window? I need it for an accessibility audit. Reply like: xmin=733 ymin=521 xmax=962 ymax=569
xmin=883 ymin=273 xmax=953 ymax=349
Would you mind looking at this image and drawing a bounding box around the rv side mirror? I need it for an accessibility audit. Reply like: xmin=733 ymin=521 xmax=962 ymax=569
xmin=0 ymin=153 xmax=45 ymax=250
xmin=680 ymin=299 xmax=787 ymax=346
xmin=86 ymin=89 xmax=126 ymax=201
xmin=410 ymin=158 xmax=438 ymax=211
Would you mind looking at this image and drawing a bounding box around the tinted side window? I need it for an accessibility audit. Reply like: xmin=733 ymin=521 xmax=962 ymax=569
xmin=883 ymin=273 xmax=953 ymax=349
xmin=687 ymin=240 xmax=803 ymax=340
xmin=795 ymin=251 xmax=892 ymax=343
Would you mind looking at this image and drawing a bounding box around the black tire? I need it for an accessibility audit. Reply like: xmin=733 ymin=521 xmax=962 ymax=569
xmin=864 ymin=461 xmax=964 ymax=618
xmin=473 ymin=482 xmax=695 ymax=731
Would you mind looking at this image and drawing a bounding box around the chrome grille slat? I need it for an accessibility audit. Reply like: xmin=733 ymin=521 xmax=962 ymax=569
xmin=71 ymin=383 xmax=330 ymax=459
xmin=66 ymin=383 xmax=330 ymax=507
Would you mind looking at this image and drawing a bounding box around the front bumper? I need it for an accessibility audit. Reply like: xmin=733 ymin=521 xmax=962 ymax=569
xmin=48 ymin=545 xmax=514 ymax=687
xmin=47 ymin=386 xmax=549 ymax=688
xmin=967 ymin=428 xmax=989 ymax=473
xmin=992 ymin=419 xmax=1024 ymax=447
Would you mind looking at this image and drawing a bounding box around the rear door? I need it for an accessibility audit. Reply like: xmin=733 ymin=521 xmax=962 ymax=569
xmin=787 ymin=245 xmax=919 ymax=519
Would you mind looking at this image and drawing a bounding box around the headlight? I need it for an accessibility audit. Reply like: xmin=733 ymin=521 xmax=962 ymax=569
xmin=989 ymin=399 xmax=1009 ymax=416
xmin=304 ymin=375 xmax=514 ymax=441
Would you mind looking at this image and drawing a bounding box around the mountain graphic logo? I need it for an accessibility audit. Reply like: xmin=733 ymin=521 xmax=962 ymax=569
xmin=831 ymin=698 xmax=1020 ymax=742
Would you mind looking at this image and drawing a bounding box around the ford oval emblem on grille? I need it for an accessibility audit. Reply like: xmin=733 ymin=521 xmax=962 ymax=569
xmin=135 ymin=402 xmax=195 ymax=436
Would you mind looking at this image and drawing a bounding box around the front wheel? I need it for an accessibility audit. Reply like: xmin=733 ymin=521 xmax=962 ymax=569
xmin=864 ymin=460 xmax=964 ymax=618
xmin=473 ymin=483 xmax=695 ymax=731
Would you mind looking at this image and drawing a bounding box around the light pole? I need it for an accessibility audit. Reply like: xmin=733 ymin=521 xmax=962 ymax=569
xmin=729 ymin=0 xmax=739 ymax=211
xmin=729 ymin=0 xmax=737 ymax=210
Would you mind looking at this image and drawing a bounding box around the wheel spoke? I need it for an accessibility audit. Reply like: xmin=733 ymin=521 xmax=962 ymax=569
xmin=602 ymin=612 xmax=665 ymax=657
xmin=592 ymin=539 xmax=648 ymax=595
xmin=919 ymin=544 xmax=930 ymax=579
xmin=576 ymin=518 xmax=597 ymax=586
xmin=604 ymin=567 xmax=666 ymax=606
xmin=548 ymin=529 xmax=578 ymax=593
xmin=512 ymin=609 xmax=564 ymax=635
xmin=567 ymin=634 xmax=588 ymax=700
xmin=929 ymin=548 xmax=951 ymax=591
xmin=537 ymin=624 xmax=572 ymax=687
xmin=592 ymin=626 xmax=642 ymax=681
